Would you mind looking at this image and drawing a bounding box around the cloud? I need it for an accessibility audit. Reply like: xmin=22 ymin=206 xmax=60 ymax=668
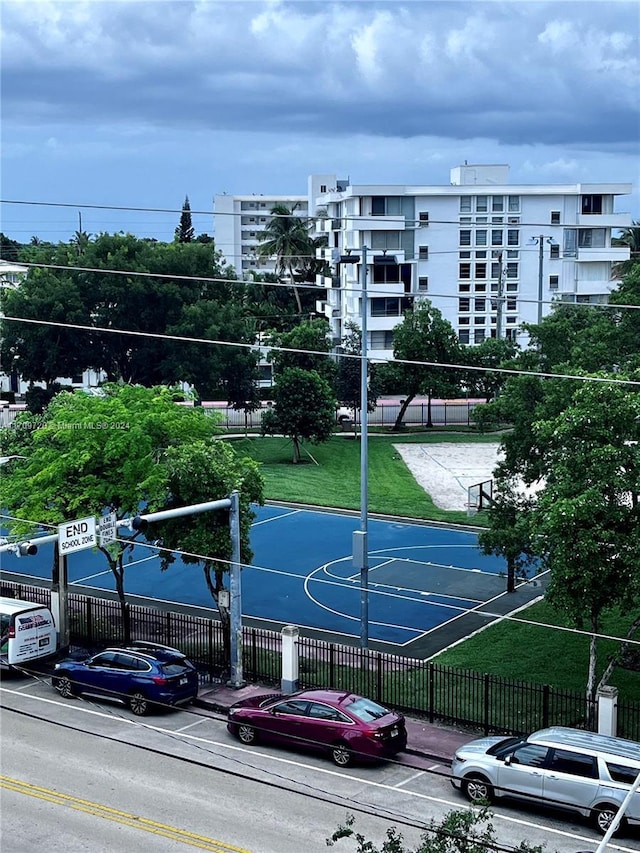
xmin=1 ymin=0 xmax=637 ymax=152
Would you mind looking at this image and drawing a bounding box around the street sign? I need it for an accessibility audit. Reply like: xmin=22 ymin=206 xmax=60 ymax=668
xmin=58 ymin=516 xmax=97 ymax=555
xmin=98 ymin=512 xmax=117 ymax=546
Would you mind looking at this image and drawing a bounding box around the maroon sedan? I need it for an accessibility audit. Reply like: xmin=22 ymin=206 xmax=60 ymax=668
xmin=227 ymin=688 xmax=407 ymax=767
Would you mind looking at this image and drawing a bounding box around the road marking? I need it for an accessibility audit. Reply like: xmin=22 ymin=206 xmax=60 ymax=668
xmin=2 ymin=688 xmax=634 ymax=852
xmin=0 ymin=775 xmax=251 ymax=853
xmin=394 ymin=770 xmax=424 ymax=788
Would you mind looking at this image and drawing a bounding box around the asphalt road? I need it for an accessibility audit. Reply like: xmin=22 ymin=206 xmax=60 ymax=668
xmin=2 ymin=672 xmax=638 ymax=853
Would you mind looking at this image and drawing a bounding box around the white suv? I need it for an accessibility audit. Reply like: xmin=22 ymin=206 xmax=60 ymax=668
xmin=451 ymin=726 xmax=640 ymax=834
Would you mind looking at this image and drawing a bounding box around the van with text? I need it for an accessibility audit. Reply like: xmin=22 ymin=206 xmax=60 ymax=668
xmin=0 ymin=596 xmax=57 ymax=669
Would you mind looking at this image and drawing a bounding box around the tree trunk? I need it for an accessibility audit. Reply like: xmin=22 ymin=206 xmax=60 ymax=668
xmin=506 ymin=557 xmax=515 ymax=593
xmin=202 ymin=563 xmax=231 ymax=674
xmin=292 ymin=436 xmax=301 ymax=464
xmin=586 ymin=614 xmax=599 ymax=725
xmin=426 ymin=392 xmax=433 ymax=428
xmin=112 ymin=554 xmax=130 ymax=643
xmin=392 ymin=394 xmax=415 ymax=432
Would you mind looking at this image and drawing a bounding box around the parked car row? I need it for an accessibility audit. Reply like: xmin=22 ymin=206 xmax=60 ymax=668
xmin=46 ymin=640 xmax=639 ymax=835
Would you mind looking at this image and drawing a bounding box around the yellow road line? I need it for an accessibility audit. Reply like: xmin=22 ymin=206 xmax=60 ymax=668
xmin=0 ymin=775 xmax=252 ymax=853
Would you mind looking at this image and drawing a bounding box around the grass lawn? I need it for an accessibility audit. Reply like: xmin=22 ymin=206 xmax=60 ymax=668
xmin=230 ymin=431 xmax=499 ymax=525
xmin=432 ymin=600 xmax=640 ymax=701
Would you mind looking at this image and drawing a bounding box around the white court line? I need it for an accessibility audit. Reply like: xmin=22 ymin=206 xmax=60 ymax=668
xmin=251 ymin=509 xmax=302 ymax=527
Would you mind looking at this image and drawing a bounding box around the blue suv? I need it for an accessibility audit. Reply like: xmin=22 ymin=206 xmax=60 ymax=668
xmin=52 ymin=641 xmax=199 ymax=715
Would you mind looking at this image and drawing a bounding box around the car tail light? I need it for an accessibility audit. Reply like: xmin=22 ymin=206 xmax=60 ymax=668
xmin=8 ymin=626 xmax=15 ymax=639
xmin=152 ymin=676 xmax=168 ymax=685
xmin=365 ymin=730 xmax=385 ymax=739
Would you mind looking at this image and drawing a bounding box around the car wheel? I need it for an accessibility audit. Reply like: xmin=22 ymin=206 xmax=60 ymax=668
xmin=331 ymin=743 xmax=352 ymax=767
xmin=54 ymin=673 xmax=75 ymax=699
xmin=237 ymin=724 xmax=257 ymax=744
xmin=593 ymin=804 xmax=621 ymax=835
xmin=462 ymin=775 xmax=494 ymax=804
xmin=129 ymin=692 xmax=149 ymax=716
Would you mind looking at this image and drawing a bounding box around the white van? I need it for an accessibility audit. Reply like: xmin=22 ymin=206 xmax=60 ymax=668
xmin=0 ymin=597 xmax=57 ymax=669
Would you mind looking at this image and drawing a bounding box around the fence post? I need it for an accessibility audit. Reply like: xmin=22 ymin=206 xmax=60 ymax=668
xmin=329 ymin=644 xmax=335 ymax=688
xmin=444 ymin=402 xmax=448 ymax=427
xmin=376 ymin=653 xmax=382 ymax=702
xmin=86 ymin=597 xmax=92 ymax=645
xmin=166 ymin=610 xmax=171 ymax=645
xmin=281 ymin=625 xmax=299 ymax=694
xmin=542 ymin=684 xmax=550 ymax=728
xmin=429 ymin=662 xmax=435 ymax=724
xmin=597 ymin=685 xmax=618 ymax=736
xmin=484 ymin=673 xmax=490 ymax=735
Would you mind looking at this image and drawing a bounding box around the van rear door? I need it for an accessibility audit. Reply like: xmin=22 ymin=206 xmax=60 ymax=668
xmin=8 ymin=605 xmax=57 ymax=665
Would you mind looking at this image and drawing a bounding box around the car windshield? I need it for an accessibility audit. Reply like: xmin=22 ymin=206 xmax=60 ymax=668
xmin=346 ymin=697 xmax=391 ymax=721
xmin=161 ymin=661 xmax=188 ymax=676
xmin=488 ymin=737 xmax=526 ymax=757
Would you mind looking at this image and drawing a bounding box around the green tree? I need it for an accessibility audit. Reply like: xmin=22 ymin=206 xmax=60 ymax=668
xmin=612 ymin=219 xmax=640 ymax=278
xmin=0 ymin=232 xmax=22 ymax=261
xmin=256 ymin=203 xmax=312 ymax=314
xmin=391 ymin=302 xmax=462 ymax=431
xmin=147 ymin=440 xmax=263 ymax=670
xmin=328 ymin=808 xmax=548 ymax=853
xmin=267 ymin=318 xmax=336 ymax=388
xmin=0 ymin=267 xmax=92 ymax=386
xmin=529 ymin=379 xmax=640 ymax=706
xmin=462 ymin=337 xmax=519 ymax=402
xmin=0 ymin=385 xmax=223 ymax=641
xmin=335 ymin=321 xmax=379 ymax=431
xmin=175 ymin=195 xmax=195 ymax=243
xmin=478 ymin=477 xmax=535 ymax=593
xmin=261 ymin=367 xmax=336 ymax=463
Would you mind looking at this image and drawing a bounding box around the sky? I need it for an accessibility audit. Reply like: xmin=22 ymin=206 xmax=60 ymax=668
xmin=1 ymin=0 xmax=639 ymax=245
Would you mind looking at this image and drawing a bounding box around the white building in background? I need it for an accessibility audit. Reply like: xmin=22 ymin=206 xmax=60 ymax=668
xmin=213 ymin=175 xmax=348 ymax=277
xmin=312 ymin=164 xmax=632 ymax=359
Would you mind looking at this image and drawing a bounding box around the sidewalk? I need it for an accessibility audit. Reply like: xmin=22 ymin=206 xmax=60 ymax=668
xmin=194 ymin=681 xmax=476 ymax=765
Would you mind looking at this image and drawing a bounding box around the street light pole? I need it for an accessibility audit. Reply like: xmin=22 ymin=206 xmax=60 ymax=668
xmin=358 ymin=245 xmax=369 ymax=649
xmin=532 ymin=235 xmax=554 ymax=324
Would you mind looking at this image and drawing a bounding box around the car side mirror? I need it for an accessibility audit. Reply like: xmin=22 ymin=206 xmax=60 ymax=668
xmin=504 ymin=754 xmax=512 ymax=766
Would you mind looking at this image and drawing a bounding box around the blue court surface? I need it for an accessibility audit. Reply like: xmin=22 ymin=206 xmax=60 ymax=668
xmin=1 ymin=504 xmax=513 ymax=648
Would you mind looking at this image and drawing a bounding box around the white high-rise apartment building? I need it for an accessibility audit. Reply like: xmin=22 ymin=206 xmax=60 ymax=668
xmin=312 ymin=164 xmax=632 ymax=358
xmin=213 ymin=176 xmax=343 ymax=277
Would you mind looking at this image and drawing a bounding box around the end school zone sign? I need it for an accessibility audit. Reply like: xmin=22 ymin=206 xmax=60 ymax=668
xmin=58 ymin=516 xmax=97 ymax=554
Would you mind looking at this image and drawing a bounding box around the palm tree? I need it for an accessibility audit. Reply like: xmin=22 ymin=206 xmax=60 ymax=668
xmin=612 ymin=220 xmax=640 ymax=278
xmin=256 ymin=204 xmax=313 ymax=314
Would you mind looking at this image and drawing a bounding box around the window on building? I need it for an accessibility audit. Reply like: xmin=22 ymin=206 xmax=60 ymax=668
xmin=459 ymin=297 xmax=470 ymax=311
xmin=550 ymin=244 xmax=560 ymax=259
xmin=460 ymin=216 xmax=472 ymax=224
xmin=508 ymin=196 xmax=520 ymax=212
xmin=581 ymin=194 xmax=603 ymax=215
xmin=371 ymin=196 xmax=386 ymax=216
xmin=458 ymin=329 xmax=470 ymax=344
xmin=475 ymin=283 xmax=486 ymax=292
xmin=419 ymin=212 xmax=429 ymax=224
xmin=506 ymin=282 xmax=518 ymax=292
xmin=475 ymin=230 xmax=487 ymax=246
xmin=372 ymin=262 xmax=401 ymax=284
xmin=459 ymin=263 xmax=471 ymax=279
xmin=563 ymin=229 xmax=577 ymax=257
xmin=460 ymin=229 xmax=472 ymax=246
xmin=459 ymin=250 xmax=471 ymax=259
xmin=491 ymin=216 xmax=504 ymax=224
xmin=476 ymin=216 xmax=488 ymax=224
xmin=460 ymin=197 xmax=472 ymax=212
xmin=578 ymin=228 xmax=606 ymax=248
xmin=506 ymin=262 xmax=518 ymax=279
xmin=549 ymin=275 xmax=559 ymax=289
xmin=507 ymin=298 xmax=517 ymax=311
xmin=320 ymin=184 xmax=327 ymax=192
xmin=476 ymin=250 xmax=487 ymax=259
xmin=490 ymin=262 xmax=501 ymax=279
xmin=507 ymin=229 xmax=519 ymax=247
xmin=506 ymin=250 xmax=519 ymax=258
xmin=476 ymin=196 xmax=488 ymax=212
xmin=458 ymin=316 xmax=470 ymax=325
xmin=370 ymin=330 xmax=394 ymax=349
xmin=475 ymin=263 xmax=487 ymax=279
xmin=492 ymin=196 xmax=504 ymax=212
xmin=474 ymin=329 xmax=486 ymax=343
xmin=506 ymin=316 xmax=517 ymax=325
xmin=419 ymin=245 xmax=429 ymax=260
xmin=475 ymin=298 xmax=486 ymax=312
xmin=418 ymin=276 xmax=429 ymax=292
xmin=459 ymin=283 xmax=471 ymax=293
xmin=371 ymin=297 xmax=401 ymax=317
xmin=474 ymin=315 xmax=485 ymax=325
xmin=551 ymin=211 xmax=561 ymax=225
xmin=491 ymin=229 xmax=503 ymax=246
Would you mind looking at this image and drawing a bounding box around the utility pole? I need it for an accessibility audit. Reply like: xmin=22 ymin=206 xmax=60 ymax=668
xmin=494 ymin=250 xmax=505 ymax=340
xmin=532 ymin=235 xmax=555 ymax=324
xmin=338 ymin=246 xmax=370 ymax=649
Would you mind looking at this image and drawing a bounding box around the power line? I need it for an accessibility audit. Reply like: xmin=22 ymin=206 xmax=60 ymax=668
xmin=3 ymin=315 xmax=640 ymax=386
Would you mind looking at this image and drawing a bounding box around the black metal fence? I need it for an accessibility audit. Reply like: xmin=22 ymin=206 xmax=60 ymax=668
xmin=4 ymin=581 xmax=638 ymax=742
